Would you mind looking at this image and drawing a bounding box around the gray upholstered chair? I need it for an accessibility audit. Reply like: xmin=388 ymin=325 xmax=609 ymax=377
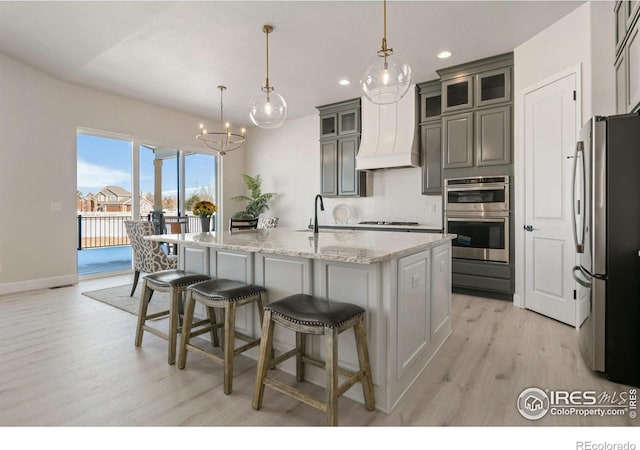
xmin=124 ymin=220 xmax=177 ymax=296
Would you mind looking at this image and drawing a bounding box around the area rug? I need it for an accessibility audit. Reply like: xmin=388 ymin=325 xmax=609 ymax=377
xmin=81 ymin=284 xmax=169 ymax=318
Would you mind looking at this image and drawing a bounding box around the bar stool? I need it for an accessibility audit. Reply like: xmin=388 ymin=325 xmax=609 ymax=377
xmin=252 ymin=294 xmax=375 ymax=426
xmin=177 ymin=279 xmax=267 ymax=395
xmin=135 ymin=270 xmax=211 ymax=365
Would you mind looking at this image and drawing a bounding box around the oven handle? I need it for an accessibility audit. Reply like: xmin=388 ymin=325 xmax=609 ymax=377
xmin=446 ymin=217 xmax=507 ymax=223
xmin=445 ymin=184 xmax=508 ymax=192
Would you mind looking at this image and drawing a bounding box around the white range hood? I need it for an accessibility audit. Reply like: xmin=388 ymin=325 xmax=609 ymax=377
xmin=356 ymin=84 xmax=420 ymax=171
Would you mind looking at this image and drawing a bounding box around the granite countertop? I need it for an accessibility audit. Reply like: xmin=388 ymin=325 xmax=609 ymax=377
xmin=319 ymin=223 xmax=442 ymax=231
xmin=147 ymin=227 xmax=455 ymax=264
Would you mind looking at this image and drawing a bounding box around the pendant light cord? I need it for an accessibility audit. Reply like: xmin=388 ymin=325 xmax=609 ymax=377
xmin=264 ymin=25 xmax=271 ymax=91
xmin=219 ymin=86 xmax=224 ymax=124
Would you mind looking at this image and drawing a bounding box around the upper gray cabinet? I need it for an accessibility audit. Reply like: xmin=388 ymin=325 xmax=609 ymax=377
xmin=475 ymin=68 xmax=511 ymax=107
xmin=442 ymin=75 xmax=473 ymax=114
xmin=437 ymin=53 xmax=513 ymax=172
xmin=443 ymin=113 xmax=473 ymax=169
xmin=475 ymin=106 xmax=511 ymax=166
xmin=317 ymin=99 xmax=366 ymax=198
xmin=614 ymin=0 xmax=640 ymax=113
xmin=418 ymin=80 xmax=443 ymax=194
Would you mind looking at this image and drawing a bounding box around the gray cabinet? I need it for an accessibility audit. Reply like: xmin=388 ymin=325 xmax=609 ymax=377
xmin=475 ymin=106 xmax=511 ymax=166
xmin=418 ymin=80 xmax=443 ymax=195
xmin=338 ymin=136 xmax=363 ymax=196
xmin=614 ymin=0 xmax=640 ymax=113
xmin=438 ymin=53 xmax=513 ymax=174
xmin=317 ymin=99 xmax=366 ymax=197
xmin=320 ymin=140 xmax=338 ymax=196
xmin=627 ymin=21 xmax=640 ymax=111
xmin=441 ymin=75 xmax=473 ymax=114
xmin=442 ymin=112 xmax=473 ymax=169
xmin=421 ymin=122 xmax=442 ymax=194
xmin=475 ymin=67 xmax=511 ymax=107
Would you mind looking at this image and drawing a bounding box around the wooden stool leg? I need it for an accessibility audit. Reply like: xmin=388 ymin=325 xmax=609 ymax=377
xmin=135 ymin=280 xmax=152 ymax=347
xmin=295 ymin=332 xmax=305 ymax=382
xmin=168 ymin=287 xmax=181 ymax=365
xmin=223 ymin=302 xmax=236 ymax=395
xmin=177 ymin=291 xmax=196 ymax=369
xmin=354 ymin=316 xmax=375 ymax=411
xmin=206 ymin=306 xmax=220 ymax=347
xmin=252 ymin=309 xmax=275 ymax=410
xmin=325 ymin=326 xmax=339 ymax=426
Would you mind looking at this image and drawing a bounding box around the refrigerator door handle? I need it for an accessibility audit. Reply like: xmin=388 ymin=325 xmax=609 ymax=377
xmin=572 ymin=141 xmax=586 ymax=253
xmin=572 ymin=265 xmax=592 ymax=288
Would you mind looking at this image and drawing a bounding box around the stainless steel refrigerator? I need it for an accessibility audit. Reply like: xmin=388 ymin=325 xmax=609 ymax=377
xmin=572 ymin=113 xmax=640 ymax=387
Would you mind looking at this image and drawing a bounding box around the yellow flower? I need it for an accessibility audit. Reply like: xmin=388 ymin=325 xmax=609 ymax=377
xmin=192 ymin=200 xmax=217 ymax=216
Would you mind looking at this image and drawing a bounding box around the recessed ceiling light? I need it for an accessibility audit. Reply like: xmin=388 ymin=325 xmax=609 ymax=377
xmin=339 ymin=79 xmax=351 ymax=86
xmin=437 ymin=51 xmax=452 ymax=59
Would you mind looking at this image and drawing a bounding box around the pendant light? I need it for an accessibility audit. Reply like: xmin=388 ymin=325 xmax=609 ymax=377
xmin=196 ymin=85 xmax=245 ymax=155
xmin=361 ymin=0 xmax=412 ymax=105
xmin=249 ymin=24 xmax=288 ymax=128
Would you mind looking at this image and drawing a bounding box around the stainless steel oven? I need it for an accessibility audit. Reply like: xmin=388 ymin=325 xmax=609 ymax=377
xmin=445 ymin=175 xmax=510 ymax=263
xmin=446 ymin=213 xmax=509 ymax=263
xmin=445 ymin=176 xmax=509 ymax=213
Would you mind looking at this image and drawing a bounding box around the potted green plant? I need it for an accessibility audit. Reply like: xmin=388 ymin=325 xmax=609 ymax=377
xmin=231 ymin=174 xmax=276 ymax=219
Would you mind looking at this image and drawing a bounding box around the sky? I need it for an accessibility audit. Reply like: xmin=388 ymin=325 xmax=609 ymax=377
xmin=76 ymin=134 xmax=216 ymax=201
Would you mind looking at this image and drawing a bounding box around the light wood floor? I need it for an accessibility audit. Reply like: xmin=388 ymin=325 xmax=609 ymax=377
xmin=0 ymin=274 xmax=637 ymax=427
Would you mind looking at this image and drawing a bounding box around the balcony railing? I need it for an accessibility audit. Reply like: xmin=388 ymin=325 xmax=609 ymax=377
xmin=77 ymin=214 xmax=207 ymax=250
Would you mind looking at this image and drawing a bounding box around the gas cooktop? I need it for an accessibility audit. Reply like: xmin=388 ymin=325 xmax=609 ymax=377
xmin=358 ymin=221 xmax=420 ymax=226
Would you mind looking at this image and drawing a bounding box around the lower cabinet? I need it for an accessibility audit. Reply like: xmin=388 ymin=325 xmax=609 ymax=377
xmin=452 ymin=258 xmax=514 ymax=295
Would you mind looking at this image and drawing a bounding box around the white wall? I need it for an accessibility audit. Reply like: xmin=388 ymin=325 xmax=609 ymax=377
xmin=244 ymin=112 xmax=442 ymax=230
xmin=512 ymin=2 xmax=615 ymax=306
xmin=0 ymin=52 xmax=239 ymax=294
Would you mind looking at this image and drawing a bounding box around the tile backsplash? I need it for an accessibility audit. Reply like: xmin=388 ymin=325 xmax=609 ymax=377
xmin=321 ymin=166 xmax=443 ymax=228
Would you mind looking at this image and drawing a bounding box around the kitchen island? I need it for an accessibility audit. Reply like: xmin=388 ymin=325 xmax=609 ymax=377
xmin=147 ymin=228 xmax=455 ymax=413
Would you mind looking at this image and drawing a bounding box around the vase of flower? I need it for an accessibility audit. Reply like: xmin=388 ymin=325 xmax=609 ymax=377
xmin=193 ymin=200 xmax=217 ymax=233
xmin=200 ymin=215 xmax=211 ymax=232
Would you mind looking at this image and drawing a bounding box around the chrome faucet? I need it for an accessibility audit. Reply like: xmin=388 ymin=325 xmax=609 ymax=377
xmin=314 ymin=194 xmax=324 ymax=234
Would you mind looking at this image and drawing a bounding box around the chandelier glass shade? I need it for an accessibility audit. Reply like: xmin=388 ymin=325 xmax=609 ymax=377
xmin=196 ymin=85 xmax=245 ymax=156
xmin=249 ymin=24 xmax=287 ymax=128
xmin=361 ymin=0 xmax=412 ymax=105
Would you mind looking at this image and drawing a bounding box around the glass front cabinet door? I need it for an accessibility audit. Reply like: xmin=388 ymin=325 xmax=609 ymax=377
xmin=475 ymin=67 xmax=511 ymax=107
xmin=442 ymin=75 xmax=473 ymax=113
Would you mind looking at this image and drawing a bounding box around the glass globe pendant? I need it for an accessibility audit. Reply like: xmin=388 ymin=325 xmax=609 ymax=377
xmin=249 ymin=25 xmax=287 ymax=128
xmin=361 ymin=0 xmax=412 ymax=105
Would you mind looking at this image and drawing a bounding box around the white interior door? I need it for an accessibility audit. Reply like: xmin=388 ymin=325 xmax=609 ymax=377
xmin=523 ymin=72 xmax=578 ymax=326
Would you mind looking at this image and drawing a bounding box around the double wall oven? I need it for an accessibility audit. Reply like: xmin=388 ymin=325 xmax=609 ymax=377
xmin=445 ymin=176 xmax=510 ymax=263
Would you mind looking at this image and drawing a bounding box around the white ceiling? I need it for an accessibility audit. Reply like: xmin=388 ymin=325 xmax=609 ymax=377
xmin=0 ymin=1 xmax=584 ymax=128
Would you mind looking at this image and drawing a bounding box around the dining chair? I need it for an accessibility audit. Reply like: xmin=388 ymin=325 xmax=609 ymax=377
xmin=257 ymin=216 xmax=279 ymax=229
xmin=229 ymin=218 xmax=259 ymax=232
xmin=124 ymin=220 xmax=178 ymax=296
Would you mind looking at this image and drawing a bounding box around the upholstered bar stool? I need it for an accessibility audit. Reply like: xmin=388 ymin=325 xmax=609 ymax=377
xmin=135 ymin=270 xmax=211 ymax=365
xmin=252 ymin=294 xmax=375 ymax=426
xmin=177 ymin=279 xmax=267 ymax=395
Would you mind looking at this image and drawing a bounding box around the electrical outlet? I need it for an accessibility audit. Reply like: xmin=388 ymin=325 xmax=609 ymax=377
xmin=50 ymin=202 xmax=62 ymax=211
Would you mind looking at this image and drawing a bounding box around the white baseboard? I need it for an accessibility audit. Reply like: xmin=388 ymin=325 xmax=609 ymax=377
xmin=0 ymin=274 xmax=79 ymax=296
xmin=513 ymin=293 xmax=524 ymax=309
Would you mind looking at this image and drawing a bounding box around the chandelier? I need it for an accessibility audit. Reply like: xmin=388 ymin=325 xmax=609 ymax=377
xmin=196 ymin=85 xmax=245 ymax=156
xmin=249 ymin=24 xmax=287 ymax=128
xmin=361 ymin=0 xmax=412 ymax=104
